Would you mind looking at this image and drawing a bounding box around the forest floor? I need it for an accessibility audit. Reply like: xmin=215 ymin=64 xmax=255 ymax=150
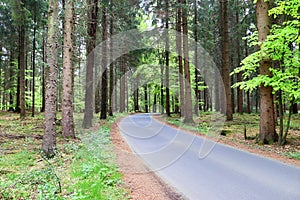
xmin=0 ymin=111 xmax=129 ymax=199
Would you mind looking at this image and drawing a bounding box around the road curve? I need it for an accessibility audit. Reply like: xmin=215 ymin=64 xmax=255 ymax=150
xmin=118 ymin=113 xmax=300 ymax=200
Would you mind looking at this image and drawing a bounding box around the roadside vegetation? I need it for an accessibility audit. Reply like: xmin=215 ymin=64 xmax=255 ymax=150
xmin=164 ymin=112 xmax=300 ymax=161
xmin=0 ymin=111 xmax=129 ymax=199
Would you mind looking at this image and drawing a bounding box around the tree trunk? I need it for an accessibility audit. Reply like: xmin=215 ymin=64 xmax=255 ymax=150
xmin=237 ymin=72 xmax=243 ymax=113
xmin=31 ymin=9 xmax=37 ymax=117
xmin=176 ymin=0 xmax=184 ymax=118
xmin=160 ymin=57 xmax=164 ymax=113
xmin=8 ymin=52 xmax=15 ymax=112
xmin=83 ymin=0 xmax=99 ymax=128
xmin=278 ymin=90 xmax=284 ymax=145
xmin=62 ymin=0 xmax=75 ymax=138
xmin=292 ymin=103 xmax=298 ymax=114
xmin=165 ymin=0 xmax=170 ymax=116
xmin=236 ymin=2 xmax=243 ymax=114
xmin=42 ymin=0 xmax=59 ymax=157
xmin=100 ymin=5 xmax=108 ymax=120
xmin=257 ymin=0 xmax=277 ymax=143
xmin=108 ymin=0 xmax=114 ymax=116
xmin=120 ymin=55 xmax=126 ymax=112
xmin=134 ymin=75 xmax=139 ymax=111
xmin=94 ymin=82 xmax=100 ymax=113
xmin=220 ymin=0 xmax=233 ymax=121
xmin=153 ymin=88 xmax=157 ymax=112
xmin=19 ymin=24 xmax=26 ymax=118
xmin=282 ymin=101 xmax=293 ymax=145
xmin=194 ymin=0 xmax=199 ymax=116
xmin=247 ymin=91 xmax=251 ymax=114
xmin=182 ymin=0 xmax=193 ymax=123
xmin=231 ymin=75 xmax=235 ymax=114
xmin=41 ymin=19 xmax=46 ymax=113
xmin=214 ymin=68 xmax=220 ymax=112
xmin=144 ymin=84 xmax=148 ymax=113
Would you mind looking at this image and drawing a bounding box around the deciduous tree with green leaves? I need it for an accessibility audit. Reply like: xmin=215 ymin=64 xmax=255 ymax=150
xmin=233 ymin=0 xmax=300 ymax=145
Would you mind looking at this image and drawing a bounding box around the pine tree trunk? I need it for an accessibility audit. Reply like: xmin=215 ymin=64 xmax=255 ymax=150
xmin=8 ymin=52 xmax=14 ymax=112
xmin=256 ymin=0 xmax=277 ymax=143
xmin=108 ymin=0 xmax=114 ymax=116
xmin=19 ymin=24 xmax=26 ymax=118
xmin=41 ymin=20 xmax=46 ymax=113
xmin=182 ymin=0 xmax=193 ymax=123
xmin=31 ymin=9 xmax=37 ymax=117
xmin=176 ymin=0 xmax=184 ymax=118
xmin=165 ymin=0 xmax=170 ymax=116
xmin=42 ymin=0 xmax=59 ymax=157
xmin=153 ymin=89 xmax=157 ymax=112
xmin=160 ymin=58 xmax=164 ymax=113
xmin=100 ymin=5 xmax=108 ymax=120
xmin=134 ymin=75 xmax=139 ymax=111
xmin=194 ymin=0 xmax=199 ymax=116
xmin=62 ymin=0 xmax=75 ymax=138
xmin=245 ymin=37 xmax=251 ymax=114
xmin=144 ymin=84 xmax=148 ymax=113
xmin=120 ymin=55 xmax=126 ymax=112
xmin=94 ymin=82 xmax=100 ymax=114
xmin=235 ymin=2 xmax=243 ymax=113
xmin=83 ymin=0 xmax=99 ymax=128
xmin=214 ymin=67 xmax=220 ymax=112
xmin=220 ymin=0 xmax=233 ymax=121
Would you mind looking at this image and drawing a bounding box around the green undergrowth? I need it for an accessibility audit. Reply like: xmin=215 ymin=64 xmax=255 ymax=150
xmin=165 ymin=112 xmax=300 ymax=139
xmin=0 ymin=111 xmax=129 ymax=200
xmin=284 ymin=151 xmax=300 ymax=160
xmin=164 ymin=112 xmax=300 ymax=161
xmin=165 ymin=111 xmax=225 ymax=135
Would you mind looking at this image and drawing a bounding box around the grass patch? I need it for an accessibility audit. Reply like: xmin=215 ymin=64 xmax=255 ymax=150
xmin=0 ymin=112 xmax=129 ymax=199
xmin=165 ymin=112 xmax=225 ymax=135
xmin=166 ymin=112 xmax=299 ymax=139
xmin=284 ymin=151 xmax=300 ymax=160
xmin=68 ymin=123 xmax=128 ymax=200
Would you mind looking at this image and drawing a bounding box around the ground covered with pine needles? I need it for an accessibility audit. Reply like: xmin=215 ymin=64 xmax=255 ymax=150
xmin=0 ymin=111 xmax=129 ymax=200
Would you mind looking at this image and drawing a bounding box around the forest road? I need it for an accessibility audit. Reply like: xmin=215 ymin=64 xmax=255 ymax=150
xmin=118 ymin=113 xmax=300 ymax=200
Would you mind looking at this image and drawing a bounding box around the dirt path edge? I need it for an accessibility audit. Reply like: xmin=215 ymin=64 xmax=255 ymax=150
xmin=110 ymin=116 xmax=186 ymax=200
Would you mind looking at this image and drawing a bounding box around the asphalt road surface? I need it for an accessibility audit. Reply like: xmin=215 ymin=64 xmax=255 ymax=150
xmin=118 ymin=113 xmax=300 ymax=200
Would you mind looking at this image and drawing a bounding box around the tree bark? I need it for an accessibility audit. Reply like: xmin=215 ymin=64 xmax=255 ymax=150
xmin=176 ymin=0 xmax=184 ymax=118
xmin=182 ymin=0 xmax=193 ymax=123
xmin=83 ymin=0 xmax=99 ymax=128
xmin=134 ymin=75 xmax=139 ymax=111
xmin=165 ymin=0 xmax=170 ymax=116
xmin=41 ymin=19 xmax=46 ymax=113
xmin=100 ymin=5 xmax=108 ymax=120
xmin=160 ymin=56 xmax=164 ymax=113
xmin=256 ymin=0 xmax=277 ymax=143
xmin=220 ymin=0 xmax=233 ymax=121
xmin=236 ymin=2 xmax=243 ymax=113
xmin=42 ymin=0 xmax=59 ymax=157
xmin=19 ymin=25 xmax=26 ymax=118
xmin=214 ymin=68 xmax=220 ymax=112
xmin=278 ymin=90 xmax=284 ymax=145
xmin=108 ymin=0 xmax=114 ymax=116
xmin=31 ymin=7 xmax=37 ymax=117
xmin=120 ymin=55 xmax=126 ymax=112
xmin=193 ymin=0 xmax=199 ymax=116
xmin=144 ymin=84 xmax=148 ymax=113
xmin=8 ymin=52 xmax=15 ymax=112
xmin=292 ymin=103 xmax=298 ymax=114
xmin=62 ymin=0 xmax=75 ymax=138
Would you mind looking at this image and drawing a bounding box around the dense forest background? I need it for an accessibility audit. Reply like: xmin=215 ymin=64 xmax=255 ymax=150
xmin=0 ymin=0 xmax=299 ymax=156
